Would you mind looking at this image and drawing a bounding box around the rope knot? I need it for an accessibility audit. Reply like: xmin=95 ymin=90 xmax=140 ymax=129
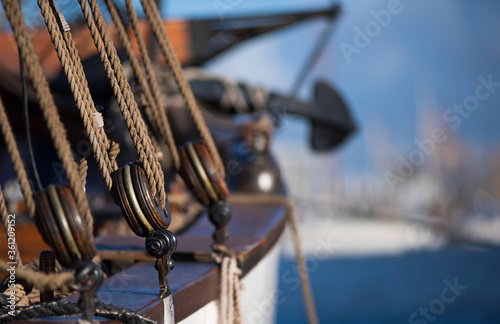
xmin=211 ymin=243 xmax=235 ymax=264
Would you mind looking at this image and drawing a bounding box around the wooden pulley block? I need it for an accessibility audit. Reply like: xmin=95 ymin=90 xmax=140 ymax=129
xmin=178 ymin=140 xmax=229 ymax=206
xmin=112 ymin=162 xmax=171 ymax=237
xmin=34 ymin=185 xmax=95 ymax=268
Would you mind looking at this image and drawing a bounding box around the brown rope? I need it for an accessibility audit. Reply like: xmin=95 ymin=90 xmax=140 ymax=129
xmin=77 ymin=0 xmax=166 ymax=207
xmin=103 ymin=0 xmax=179 ymax=169
xmin=61 ymin=29 xmax=120 ymax=177
xmin=38 ymin=0 xmax=118 ymax=193
xmin=103 ymin=0 xmax=158 ymax=139
xmin=3 ymin=284 xmax=29 ymax=307
xmin=0 ymin=186 xmax=22 ymax=266
xmin=124 ymin=0 xmax=162 ymax=109
xmin=2 ymin=0 xmax=93 ymax=232
xmin=211 ymin=244 xmax=243 ymax=324
xmin=79 ymin=140 xmax=120 ymax=191
xmin=0 ymin=98 xmax=36 ymax=218
xmin=0 ymin=260 xmax=73 ymax=293
xmin=139 ymin=0 xmax=226 ymax=178
xmin=228 ymin=194 xmax=319 ymax=324
xmin=124 ymin=0 xmax=178 ymax=168
xmin=102 ymin=3 xmax=155 ymax=116
xmin=78 ymin=148 xmax=92 ymax=190
xmin=125 ymin=0 xmax=179 ymax=169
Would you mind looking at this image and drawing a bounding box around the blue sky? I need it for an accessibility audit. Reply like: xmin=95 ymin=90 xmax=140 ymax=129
xmin=162 ymin=0 xmax=500 ymax=174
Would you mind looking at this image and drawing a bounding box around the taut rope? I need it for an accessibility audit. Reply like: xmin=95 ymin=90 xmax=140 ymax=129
xmin=134 ymin=3 xmax=318 ymax=322
xmin=0 ymin=300 xmax=157 ymax=323
xmin=0 ymin=0 xmax=99 ymax=297
xmin=2 ymin=0 xmax=92 ymax=231
xmin=212 ymin=246 xmax=244 ymax=324
xmin=103 ymin=0 xmax=180 ymax=169
xmin=76 ymin=0 xmax=166 ymax=207
xmin=2 ymin=1 xmax=319 ymax=322
xmin=139 ymin=0 xmax=226 ymax=178
xmin=229 ymin=194 xmax=319 ymax=324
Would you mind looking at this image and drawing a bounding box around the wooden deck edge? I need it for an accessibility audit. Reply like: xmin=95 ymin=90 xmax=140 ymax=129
xmin=18 ymin=204 xmax=287 ymax=323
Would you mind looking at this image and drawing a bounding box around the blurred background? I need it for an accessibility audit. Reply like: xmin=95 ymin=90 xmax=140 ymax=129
xmin=1 ymin=0 xmax=500 ymax=323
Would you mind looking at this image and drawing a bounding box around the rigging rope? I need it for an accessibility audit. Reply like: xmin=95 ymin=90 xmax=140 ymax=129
xmin=0 ymin=186 xmax=22 ymax=266
xmin=124 ymin=0 xmax=179 ymax=169
xmin=229 ymin=194 xmax=319 ymax=324
xmin=139 ymin=0 xmax=226 ymax=178
xmin=76 ymin=0 xmax=167 ymax=207
xmin=0 ymin=98 xmax=36 ymax=218
xmin=1 ymin=0 xmax=93 ymax=230
xmin=128 ymin=5 xmax=246 ymax=319
xmin=0 ymin=260 xmax=73 ymax=293
xmin=0 ymin=300 xmax=157 ymax=324
xmin=37 ymin=0 xmax=119 ymax=195
xmin=102 ymin=0 xmax=160 ymax=152
xmin=123 ymin=4 xmax=246 ymax=320
xmin=212 ymin=245 xmax=243 ymax=324
xmin=2 ymin=2 xmax=318 ymax=323
xmin=2 ymin=284 xmax=29 ymax=307
xmin=103 ymin=0 xmax=180 ymax=169
xmin=20 ymin=41 xmax=43 ymax=193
